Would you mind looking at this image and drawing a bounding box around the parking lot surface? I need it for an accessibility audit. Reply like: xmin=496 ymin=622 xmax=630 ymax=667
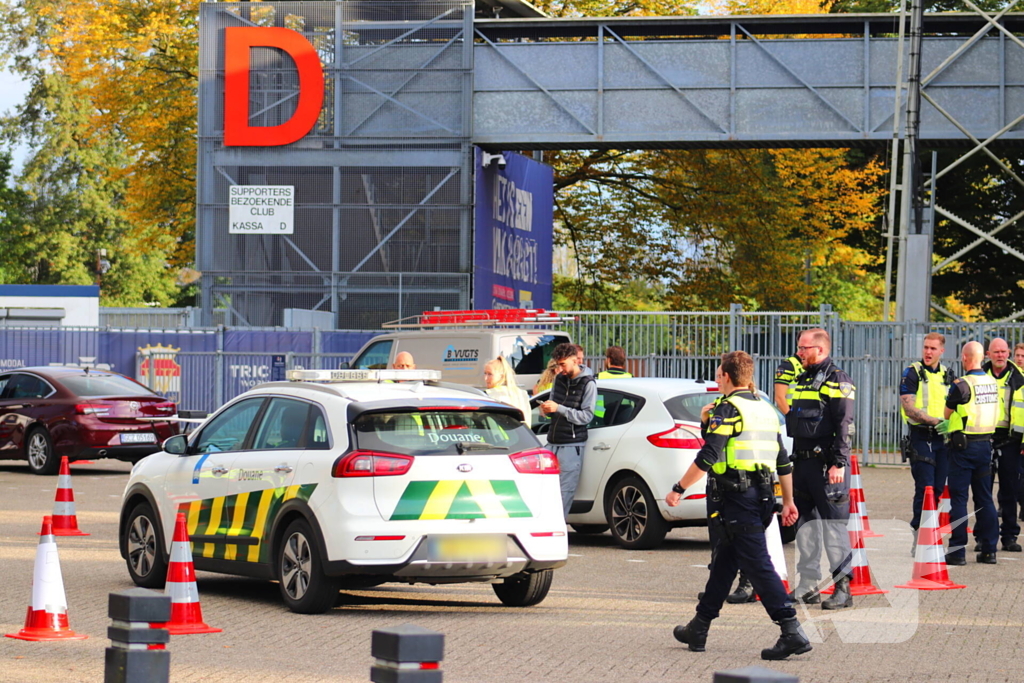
xmin=2 ymin=459 xmax=1023 ymax=682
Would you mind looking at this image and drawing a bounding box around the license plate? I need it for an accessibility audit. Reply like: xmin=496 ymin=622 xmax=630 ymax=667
xmin=773 ymin=482 xmax=782 ymax=497
xmin=121 ymin=432 xmax=157 ymax=444
xmin=428 ymin=535 xmax=506 ymax=563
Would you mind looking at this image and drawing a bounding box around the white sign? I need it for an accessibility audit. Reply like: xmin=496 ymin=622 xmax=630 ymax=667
xmin=229 ymin=185 xmax=294 ymax=234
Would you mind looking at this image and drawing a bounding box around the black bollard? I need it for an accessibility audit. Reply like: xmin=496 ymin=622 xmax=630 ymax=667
xmin=105 ymin=588 xmax=171 ymax=683
xmin=370 ymin=624 xmax=444 ymax=683
xmin=713 ymin=666 xmax=798 ymax=683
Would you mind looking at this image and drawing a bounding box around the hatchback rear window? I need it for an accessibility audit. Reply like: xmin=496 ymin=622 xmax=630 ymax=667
xmin=664 ymin=392 xmax=714 ymax=423
xmin=353 ymin=410 xmax=538 ymax=456
xmin=60 ymin=374 xmax=155 ymax=398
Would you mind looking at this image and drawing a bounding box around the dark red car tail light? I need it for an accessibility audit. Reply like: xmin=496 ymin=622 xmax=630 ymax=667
xmin=647 ymin=424 xmax=704 ymax=450
xmin=75 ymin=403 xmax=111 ymax=416
xmin=509 ymin=448 xmax=560 ymax=474
xmin=333 ymin=450 xmax=414 ymax=478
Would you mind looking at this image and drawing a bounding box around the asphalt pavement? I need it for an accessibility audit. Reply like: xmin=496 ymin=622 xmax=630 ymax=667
xmin=1 ymin=459 xmax=1023 ymax=682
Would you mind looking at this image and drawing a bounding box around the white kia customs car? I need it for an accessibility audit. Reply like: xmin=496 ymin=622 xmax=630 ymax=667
xmin=531 ymin=378 xmax=790 ymax=550
xmin=119 ymin=369 xmax=567 ymax=613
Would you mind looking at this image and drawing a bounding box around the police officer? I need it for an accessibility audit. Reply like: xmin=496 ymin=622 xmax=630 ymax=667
xmin=774 ymin=354 xmax=802 ymax=415
xmin=785 ymin=328 xmax=855 ymax=610
xmin=668 ymin=351 xmax=810 ymax=661
xmin=900 ymin=332 xmax=955 ymax=555
xmin=982 ymin=338 xmax=1024 ymax=551
xmin=939 ymin=341 xmax=999 ymax=564
xmin=597 ymin=346 xmax=632 ymax=379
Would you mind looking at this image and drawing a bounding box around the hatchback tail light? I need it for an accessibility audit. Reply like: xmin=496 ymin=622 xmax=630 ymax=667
xmin=75 ymin=403 xmax=111 ymax=416
xmin=647 ymin=424 xmax=704 ymax=449
xmin=509 ymin=448 xmax=560 ymax=474
xmin=333 ymin=450 xmax=414 ymax=477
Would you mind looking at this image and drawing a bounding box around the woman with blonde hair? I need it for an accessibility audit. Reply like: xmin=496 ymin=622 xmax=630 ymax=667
xmin=483 ymin=356 xmax=531 ymax=427
xmin=533 ymin=357 xmax=558 ymax=395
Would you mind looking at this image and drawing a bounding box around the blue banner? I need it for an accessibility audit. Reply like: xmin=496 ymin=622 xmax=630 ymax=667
xmin=473 ymin=150 xmax=554 ymax=310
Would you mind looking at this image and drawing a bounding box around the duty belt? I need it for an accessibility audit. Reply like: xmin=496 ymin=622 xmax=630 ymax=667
xmin=908 ymin=424 xmax=940 ymax=439
xmin=794 ymin=449 xmax=824 ymax=460
xmin=965 ymin=433 xmax=993 ymax=442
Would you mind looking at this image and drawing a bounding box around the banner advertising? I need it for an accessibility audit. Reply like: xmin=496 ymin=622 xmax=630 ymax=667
xmin=473 ymin=150 xmax=554 ymax=310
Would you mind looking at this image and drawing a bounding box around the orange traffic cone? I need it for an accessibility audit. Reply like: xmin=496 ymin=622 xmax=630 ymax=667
xmin=937 ymin=484 xmax=971 ymax=535
xmin=850 ymin=454 xmax=881 ymax=538
xmin=153 ymin=513 xmax=222 ymax=635
xmin=49 ymin=456 xmax=88 ymax=536
xmin=897 ymin=486 xmax=966 ymax=590
xmin=821 ymin=494 xmax=888 ymax=596
xmin=6 ymin=516 xmax=88 ymax=641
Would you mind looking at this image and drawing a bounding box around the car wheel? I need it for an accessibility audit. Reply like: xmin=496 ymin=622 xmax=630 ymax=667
xmin=570 ymin=524 xmax=609 ymax=535
xmin=277 ymin=519 xmax=339 ymax=614
xmin=606 ymin=476 xmax=669 ymax=550
xmin=125 ymin=503 xmax=168 ymax=588
xmin=492 ymin=569 xmax=553 ymax=607
xmin=25 ymin=427 xmax=58 ymax=476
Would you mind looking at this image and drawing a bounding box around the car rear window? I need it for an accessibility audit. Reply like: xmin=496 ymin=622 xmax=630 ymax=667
xmin=353 ymin=410 xmax=538 ymax=456
xmin=60 ymin=374 xmax=156 ymax=397
xmin=664 ymin=392 xmax=714 ymax=422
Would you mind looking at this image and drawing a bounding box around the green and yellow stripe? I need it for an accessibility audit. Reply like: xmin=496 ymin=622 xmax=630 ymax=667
xmin=389 ymin=480 xmax=532 ymax=521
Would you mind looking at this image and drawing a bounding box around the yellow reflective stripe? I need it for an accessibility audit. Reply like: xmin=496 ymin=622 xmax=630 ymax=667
xmin=223 ymin=492 xmax=250 ymax=561
xmin=247 ymin=488 xmax=277 ymax=563
xmin=186 ymin=500 xmax=203 ymax=536
xmin=202 ymin=497 xmax=225 ymax=559
xmin=465 ymin=479 xmax=509 ymax=519
xmin=283 ymin=484 xmax=301 ymax=501
xmin=421 ymin=480 xmax=462 ymax=520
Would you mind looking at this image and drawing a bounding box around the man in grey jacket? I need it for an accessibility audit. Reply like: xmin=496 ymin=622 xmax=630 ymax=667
xmin=541 ymin=343 xmax=597 ymax=518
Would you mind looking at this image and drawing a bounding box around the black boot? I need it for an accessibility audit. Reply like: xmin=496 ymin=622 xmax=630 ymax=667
xmin=787 ymin=581 xmax=820 ymax=604
xmin=673 ymin=614 xmax=712 ymax=652
xmin=761 ymin=617 xmax=812 ymax=660
xmin=821 ymin=576 xmax=853 ymax=610
xmin=726 ymin=575 xmax=756 ymax=604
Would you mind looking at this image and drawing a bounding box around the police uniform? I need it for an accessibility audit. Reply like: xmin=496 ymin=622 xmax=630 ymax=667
xmin=982 ymin=360 xmax=1024 ymax=550
xmin=945 ymin=369 xmax=1000 ymax=563
xmin=674 ymin=389 xmax=810 ymax=660
xmin=785 ymin=357 xmax=855 ymax=606
xmin=774 ymin=356 xmax=802 ymax=408
xmin=900 ymin=360 xmax=955 ymax=532
xmin=597 ymin=367 xmax=632 ymax=379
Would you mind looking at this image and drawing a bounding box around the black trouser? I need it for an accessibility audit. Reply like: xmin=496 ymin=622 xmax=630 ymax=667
xmin=994 ymin=437 xmax=1022 ymax=542
xmin=696 ymin=486 xmax=794 ymax=623
xmin=792 ymin=458 xmax=852 ymax=583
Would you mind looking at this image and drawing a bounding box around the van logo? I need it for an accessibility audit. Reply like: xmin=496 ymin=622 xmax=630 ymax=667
xmin=443 ymin=345 xmax=479 ymax=364
xmin=457 ymin=463 xmax=473 ymax=473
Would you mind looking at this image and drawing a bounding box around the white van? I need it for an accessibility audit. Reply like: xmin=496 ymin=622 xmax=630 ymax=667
xmin=347 ymin=311 xmax=573 ymax=391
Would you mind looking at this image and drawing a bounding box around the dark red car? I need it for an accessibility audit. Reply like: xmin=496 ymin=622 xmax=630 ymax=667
xmin=0 ymin=367 xmax=179 ymax=475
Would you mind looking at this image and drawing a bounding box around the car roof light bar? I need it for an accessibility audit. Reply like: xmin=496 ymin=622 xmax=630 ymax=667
xmin=287 ymin=369 xmax=443 ymax=383
xmin=382 ymin=308 xmax=577 ymax=329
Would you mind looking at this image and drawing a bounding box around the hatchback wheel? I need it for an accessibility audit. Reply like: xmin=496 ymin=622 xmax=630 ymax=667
xmin=606 ymin=476 xmax=669 ymax=550
xmin=124 ymin=503 xmax=167 ymax=588
xmin=277 ymin=519 xmax=339 ymax=614
xmin=493 ymin=569 xmax=553 ymax=607
xmin=26 ymin=428 xmax=58 ymax=475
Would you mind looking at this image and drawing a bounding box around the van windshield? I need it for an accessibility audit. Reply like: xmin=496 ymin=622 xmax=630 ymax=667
xmin=353 ymin=410 xmax=538 ymax=456
xmin=500 ymin=334 xmax=571 ymax=376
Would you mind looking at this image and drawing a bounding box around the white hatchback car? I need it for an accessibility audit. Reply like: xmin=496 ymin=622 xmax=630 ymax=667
xmin=119 ymin=370 xmax=568 ymax=614
xmin=531 ymin=378 xmax=790 ymax=550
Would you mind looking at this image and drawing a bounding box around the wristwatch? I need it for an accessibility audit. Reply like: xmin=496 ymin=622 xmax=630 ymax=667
xmin=671 ymin=483 xmax=685 ymax=495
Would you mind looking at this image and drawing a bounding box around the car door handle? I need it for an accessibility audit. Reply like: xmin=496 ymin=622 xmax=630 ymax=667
xmin=211 ymin=466 xmax=229 ymax=476
xmin=274 ymin=465 xmax=293 ymax=474
xmin=592 ymin=443 xmax=611 ymax=451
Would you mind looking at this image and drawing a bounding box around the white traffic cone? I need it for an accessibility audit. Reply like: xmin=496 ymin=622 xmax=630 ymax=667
xmin=765 ymin=514 xmax=790 ymax=593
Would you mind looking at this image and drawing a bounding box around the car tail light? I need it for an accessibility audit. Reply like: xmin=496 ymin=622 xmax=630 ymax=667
xmin=530 ymin=531 xmax=567 ymax=537
xmin=333 ymin=450 xmax=413 ymax=477
xmin=647 ymin=424 xmax=704 ymax=449
xmin=154 ymin=402 xmax=176 ymax=413
xmin=509 ymin=448 xmax=559 ymax=474
xmin=75 ymin=403 xmax=110 ymax=416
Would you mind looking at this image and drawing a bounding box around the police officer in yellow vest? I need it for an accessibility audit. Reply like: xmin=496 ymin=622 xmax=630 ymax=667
xmin=668 ymin=351 xmax=810 ymax=661
xmin=899 ymin=332 xmax=955 ymax=549
xmin=938 ymin=341 xmax=1000 ymax=564
xmin=982 ymin=337 xmax=1024 ymax=551
xmin=773 ymin=355 xmax=802 ymax=415
xmin=597 ymin=346 xmax=632 ymax=379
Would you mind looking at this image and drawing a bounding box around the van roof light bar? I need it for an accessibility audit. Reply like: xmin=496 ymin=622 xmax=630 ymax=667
xmin=382 ymin=308 xmax=577 ymax=329
xmin=287 ymin=369 xmax=443 ymax=383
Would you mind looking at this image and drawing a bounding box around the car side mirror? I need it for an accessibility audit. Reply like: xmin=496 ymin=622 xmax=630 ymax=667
xmin=163 ymin=434 xmax=189 ymax=455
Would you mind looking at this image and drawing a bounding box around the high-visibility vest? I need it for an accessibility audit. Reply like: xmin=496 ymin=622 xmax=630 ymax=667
xmin=950 ymin=373 xmax=999 ymax=436
xmin=987 ymin=363 xmax=1020 ymax=429
xmin=777 ymin=356 xmax=802 ymax=406
xmin=714 ymin=395 xmax=782 ymax=475
xmin=1012 ymin=385 xmax=1024 ymax=434
xmin=901 ymin=362 xmax=952 ymax=425
xmin=597 ymin=368 xmax=632 ymax=379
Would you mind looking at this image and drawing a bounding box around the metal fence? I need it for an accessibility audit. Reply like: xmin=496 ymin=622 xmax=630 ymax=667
xmin=9 ymin=306 xmax=1024 ymax=464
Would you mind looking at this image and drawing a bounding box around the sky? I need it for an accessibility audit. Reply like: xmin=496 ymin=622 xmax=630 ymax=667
xmin=0 ymin=66 xmax=30 ymax=173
